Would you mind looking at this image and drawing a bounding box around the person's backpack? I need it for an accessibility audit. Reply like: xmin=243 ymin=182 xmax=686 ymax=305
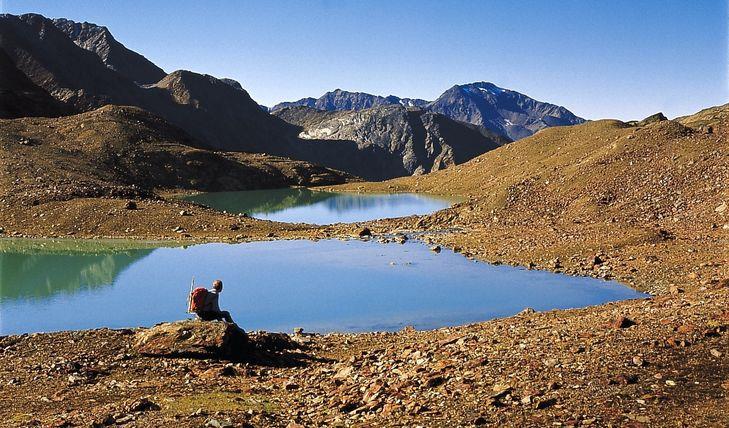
xmin=189 ymin=287 xmax=208 ymax=312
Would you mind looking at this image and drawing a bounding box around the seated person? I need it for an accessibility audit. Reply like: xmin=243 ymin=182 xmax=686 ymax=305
xmin=195 ymin=279 xmax=234 ymax=323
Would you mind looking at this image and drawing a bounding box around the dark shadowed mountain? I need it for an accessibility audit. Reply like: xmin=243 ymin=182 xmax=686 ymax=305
xmin=0 ymin=13 xmax=516 ymax=180
xmin=273 ymin=83 xmax=585 ymax=140
xmin=0 ymin=105 xmax=352 ymax=207
xmin=427 ymin=82 xmax=585 ymax=140
xmin=0 ymin=47 xmax=68 ymax=118
xmin=0 ymin=14 xmax=292 ymax=152
xmin=0 ymin=13 xmax=146 ymax=111
xmin=53 ymin=18 xmax=166 ymax=85
xmin=274 ymin=105 xmax=509 ymax=179
xmin=271 ymin=89 xmax=429 ymax=112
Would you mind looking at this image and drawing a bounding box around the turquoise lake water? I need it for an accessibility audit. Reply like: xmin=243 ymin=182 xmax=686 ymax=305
xmin=0 ymin=239 xmax=646 ymax=335
xmin=182 ymin=188 xmax=456 ymax=224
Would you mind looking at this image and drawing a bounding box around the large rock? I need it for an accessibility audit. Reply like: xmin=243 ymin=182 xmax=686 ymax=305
xmin=134 ymin=320 xmax=248 ymax=359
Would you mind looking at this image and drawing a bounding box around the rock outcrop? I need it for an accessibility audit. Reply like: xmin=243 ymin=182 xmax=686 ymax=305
xmin=274 ymin=105 xmax=508 ymax=180
xmin=134 ymin=320 xmax=248 ymax=358
xmin=627 ymin=112 xmax=668 ymax=127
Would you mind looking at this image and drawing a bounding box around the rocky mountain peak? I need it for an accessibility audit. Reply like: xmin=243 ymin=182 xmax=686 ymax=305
xmin=428 ymin=81 xmax=585 ymax=140
xmin=220 ymin=78 xmax=243 ymax=91
xmin=52 ymin=16 xmax=165 ymax=85
xmin=271 ymin=89 xmax=429 ymax=112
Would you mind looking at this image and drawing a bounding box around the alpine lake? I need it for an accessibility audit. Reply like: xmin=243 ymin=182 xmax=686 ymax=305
xmin=0 ymin=189 xmax=647 ymax=335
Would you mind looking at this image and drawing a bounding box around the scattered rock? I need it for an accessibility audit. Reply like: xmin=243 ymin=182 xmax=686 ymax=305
xmin=425 ymin=375 xmax=446 ymax=388
xmin=610 ymin=374 xmax=638 ymax=385
xmin=610 ymin=316 xmax=635 ymax=329
xmin=657 ymin=229 xmax=674 ymax=240
xmin=133 ymin=320 xmax=248 ymax=359
xmin=284 ymin=381 xmax=300 ymax=390
xmin=205 ymin=418 xmax=233 ymax=428
xmin=534 ymin=397 xmax=557 ymax=410
xmin=128 ymin=397 xmax=160 ymax=412
xmin=473 ymin=416 xmax=489 ymax=425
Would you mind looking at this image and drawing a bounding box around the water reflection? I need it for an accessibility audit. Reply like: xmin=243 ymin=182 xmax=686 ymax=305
xmin=0 ymin=250 xmax=152 ymax=301
xmin=183 ymin=188 xmax=455 ymax=224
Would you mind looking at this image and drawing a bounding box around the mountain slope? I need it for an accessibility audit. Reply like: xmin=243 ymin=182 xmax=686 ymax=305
xmin=0 ymin=13 xmax=145 ymax=110
xmin=271 ymin=89 xmax=429 ymax=112
xmin=337 ymin=107 xmax=726 ymax=232
xmin=274 ymin=105 xmax=508 ymax=179
xmin=148 ymin=70 xmax=294 ymax=153
xmin=0 ymin=105 xmax=351 ymax=206
xmin=53 ymin=18 xmax=166 ymax=85
xmin=427 ymin=82 xmax=585 ymax=140
xmin=0 ymin=47 xmax=68 ymax=118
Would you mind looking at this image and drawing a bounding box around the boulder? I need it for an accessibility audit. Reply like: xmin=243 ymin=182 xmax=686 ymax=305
xmin=133 ymin=320 xmax=248 ymax=359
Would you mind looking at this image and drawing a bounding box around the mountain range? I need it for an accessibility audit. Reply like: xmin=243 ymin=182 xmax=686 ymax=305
xmin=271 ymin=83 xmax=584 ymax=140
xmin=0 ymin=13 xmax=584 ymax=179
xmin=274 ymin=105 xmax=509 ymax=178
xmin=272 ymin=89 xmax=429 ymax=112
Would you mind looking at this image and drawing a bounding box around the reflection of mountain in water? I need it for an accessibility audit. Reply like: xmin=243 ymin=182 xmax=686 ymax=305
xmin=320 ymin=194 xmax=438 ymax=213
xmin=185 ymin=188 xmax=337 ymax=215
xmin=0 ymin=249 xmax=153 ymax=301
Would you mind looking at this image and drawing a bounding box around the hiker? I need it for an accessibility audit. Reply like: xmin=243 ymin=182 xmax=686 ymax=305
xmin=191 ymin=279 xmax=234 ymax=323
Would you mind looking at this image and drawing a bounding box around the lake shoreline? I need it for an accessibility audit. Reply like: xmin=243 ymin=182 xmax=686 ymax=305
xmin=0 ymin=188 xmax=727 ymax=426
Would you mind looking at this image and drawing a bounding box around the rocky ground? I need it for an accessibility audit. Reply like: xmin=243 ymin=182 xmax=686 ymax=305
xmin=1 ymin=286 xmax=726 ymax=427
xmin=0 ymin=108 xmax=727 ymax=427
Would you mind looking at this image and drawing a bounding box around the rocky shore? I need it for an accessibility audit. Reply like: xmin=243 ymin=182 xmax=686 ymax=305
xmin=1 ymin=285 xmax=726 ymax=427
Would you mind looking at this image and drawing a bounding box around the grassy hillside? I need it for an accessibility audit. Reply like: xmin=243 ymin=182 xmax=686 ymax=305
xmin=337 ymin=108 xmax=727 ymax=231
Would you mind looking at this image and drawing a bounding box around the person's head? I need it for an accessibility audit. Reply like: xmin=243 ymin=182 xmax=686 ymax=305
xmin=212 ymin=279 xmax=223 ymax=292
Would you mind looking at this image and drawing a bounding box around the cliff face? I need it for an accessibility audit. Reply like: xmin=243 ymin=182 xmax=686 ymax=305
xmin=275 ymin=105 xmax=508 ymax=179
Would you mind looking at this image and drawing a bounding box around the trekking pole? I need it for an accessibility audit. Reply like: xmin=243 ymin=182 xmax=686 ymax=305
xmin=187 ymin=276 xmax=195 ymax=313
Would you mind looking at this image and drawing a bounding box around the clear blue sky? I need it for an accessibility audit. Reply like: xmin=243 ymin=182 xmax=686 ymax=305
xmin=3 ymin=0 xmax=727 ymax=120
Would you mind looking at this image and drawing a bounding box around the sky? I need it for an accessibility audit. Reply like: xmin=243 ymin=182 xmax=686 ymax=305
xmin=2 ymin=0 xmax=727 ymax=120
